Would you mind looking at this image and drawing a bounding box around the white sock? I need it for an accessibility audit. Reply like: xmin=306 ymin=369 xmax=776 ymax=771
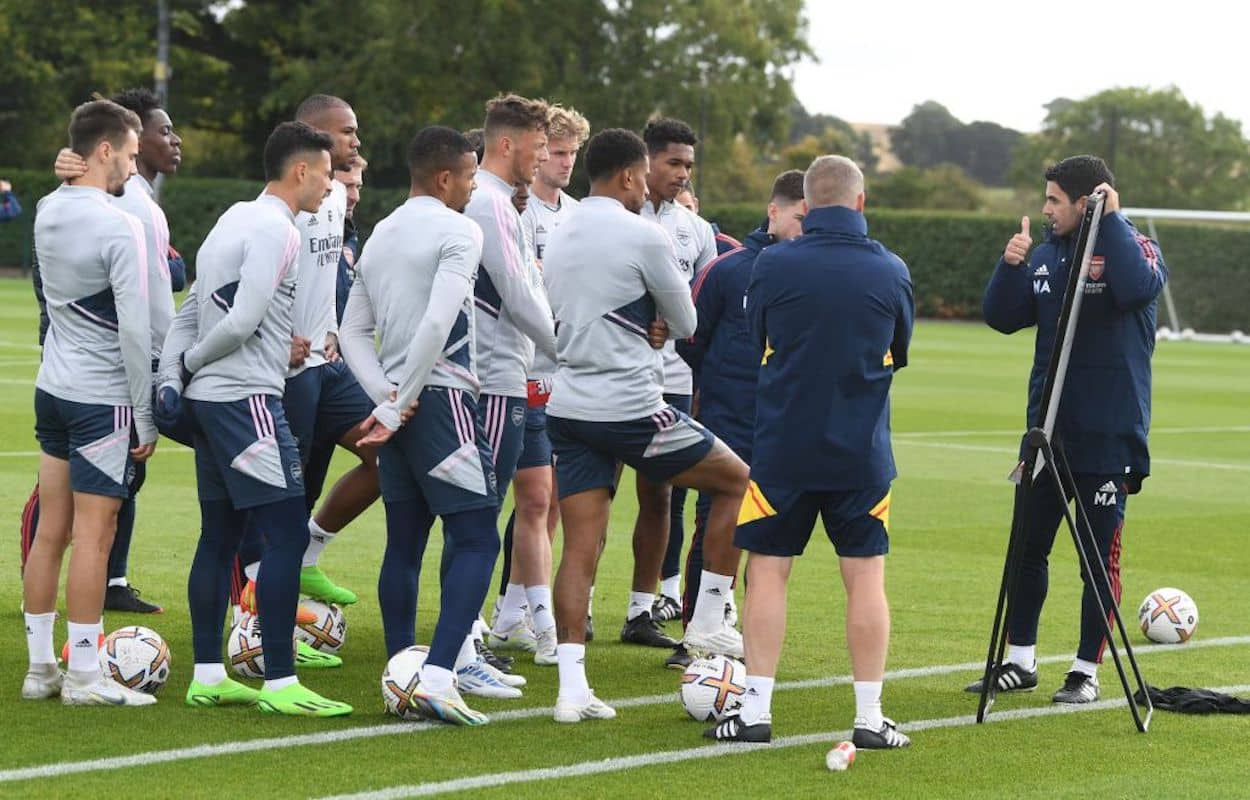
xmin=1007 ymin=644 xmax=1036 ymax=670
xmin=455 ymin=633 xmax=478 ymax=670
xmin=627 ymin=591 xmax=654 ymax=621
xmin=24 ymin=612 xmax=56 ymax=666
xmin=587 ymin=585 xmax=595 ymax=617
xmin=302 ymin=519 xmax=336 ymax=568
xmin=194 ymin=663 xmax=228 ymax=685
xmin=853 ymin=680 xmax=884 ymax=730
xmin=556 ymin=643 xmax=589 ymax=703
xmin=660 ymin=574 xmax=681 ymax=601
xmin=420 ymin=664 xmax=455 ymax=694
xmin=491 ymin=595 xmax=504 ymax=625
xmin=107 ymin=577 xmax=128 ymax=588
xmin=739 ymin=675 xmax=774 ymax=725
xmin=1071 ymin=658 xmax=1099 ymax=680
xmin=526 ymin=585 xmax=556 ymax=633
xmin=495 ymin=583 xmax=529 ymax=630
xmin=692 ymin=570 xmax=734 ymax=629
xmin=244 ymin=561 xmax=260 ymax=582
xmin=67 ymin=621 xmax=102 ymax=675
xmin=264 ymin=675 xmax=298 ymax=692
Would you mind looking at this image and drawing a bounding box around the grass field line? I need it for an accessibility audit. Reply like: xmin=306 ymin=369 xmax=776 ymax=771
xmin=895 ymin=439 xmax=1250 ymax=472
xmin=317 ymin=682 xmax=1250 ymax=800
xmin=894 ymin=426 xmax=1250 ymax=438
xmin=1 ymin=635 xmax=1245 ymax=785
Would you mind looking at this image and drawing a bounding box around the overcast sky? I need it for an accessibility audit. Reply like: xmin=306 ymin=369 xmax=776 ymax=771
xmin=792 ymin=0 xmax=1249 ymax=133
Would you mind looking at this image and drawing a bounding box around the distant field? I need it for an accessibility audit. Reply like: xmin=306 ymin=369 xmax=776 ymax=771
xmin=0 ymin=280 xmax=1247 ymax=798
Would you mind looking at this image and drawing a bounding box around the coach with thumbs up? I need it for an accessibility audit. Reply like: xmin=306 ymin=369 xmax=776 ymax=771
xmin=967 ymin=155 xmax=1168 ymax=705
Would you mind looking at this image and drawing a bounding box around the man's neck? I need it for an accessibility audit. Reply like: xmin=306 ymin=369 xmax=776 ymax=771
xmin=648 ymin=190 xmax=666 ymax=213
xmin=67 ymin=172 xmax=109 ymax=192
xmin=479 ymin=156 xmax=511 ymax=184
xmin=137 ymin=162 xmax=159 ymax=186
xmin=263 ymin=184 xmax=299 ymax=216
xmin=532 ymin=179 xmax=560 ymax=205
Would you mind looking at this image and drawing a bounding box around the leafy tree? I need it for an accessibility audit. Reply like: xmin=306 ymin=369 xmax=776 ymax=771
xmin=890 ymin=101 xmax=1020 ymax=185
xmin=870 ymin=164 xmax=983 ymax=211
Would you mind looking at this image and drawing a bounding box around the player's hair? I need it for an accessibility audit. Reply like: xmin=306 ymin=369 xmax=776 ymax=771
xmin=771 ymin=169 xmax=805 ymax=205
xmin=109 ymin=88 xmax=164 ymax=129
xmin=642 ymin=117 xmax=697 ymax=154
xmin=408 ymin=126 xmax=475 ymax=184
xmin=483 ymin=94 xmax=549 ymax=138
xmin=546 ymin=104 xmax=590 ymax=145
xmin=68 ymin=99 xmax=142 ymax=158
xmin=464 ymin=128 xmax=486 ymax=163
xmin=263 ymin=121 xmax=333 ymax=182
xmin=295 ymin=94 xmax=351 ymax=123
xmin=585 ymin=128 xmax=647 ymax=182
xmin=804 ymin=155 xmax=864 ymax=210
xmin=1045 ymin=155 xmax=1115 ymax=203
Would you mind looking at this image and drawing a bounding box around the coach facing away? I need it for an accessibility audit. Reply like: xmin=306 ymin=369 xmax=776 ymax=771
xmin=972 ymin=155 xmax=1167 ymax=705
xmin=711 ymin=155 xmax=914 ymax=749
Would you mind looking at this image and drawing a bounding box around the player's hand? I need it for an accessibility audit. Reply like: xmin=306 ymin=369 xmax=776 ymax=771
xmin=1003 ymin=216 xmax=1032 ymax=266
xmin=648 ymin=319 xmax=669 ymax=349
xmin=1092 ymin=182 xmax=1119 ymax=215
xmin=389 ymin=389 xmax=419 ymax=424
xmin=130 ymin=441 xmax=157 ymax=462
xmin=0 ymin=179 xmax=10 ymax=193
xmin=325 ymin=332 xmax=340 ymax=362
xmin=54 ymin=148 xmax=88 ymax=182
xmin=289 ymin=335 xmax=311 ymax=368
xmin=356 ymin=415 xmax=396 ymax=447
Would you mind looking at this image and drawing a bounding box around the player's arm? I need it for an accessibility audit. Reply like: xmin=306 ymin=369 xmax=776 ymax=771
xmin=183 ymin=225 xmax=296 ymax=373
xmin=641 ymin=233 xmax=697 ymax=340
xmin=692 ymin=217 xmax=717 ymax=278
xmin=338 ymin=274 xmax=392 ymax=407
xmin=103 ymin=217 xmax=156 ymax=449
xmin=983 ymin=216 xmax=1038 ymax=334
xmin=676 ymin=254 xmax=728 ymax=371
xmin=477 ymin=204 xmax=557 ymax=359
xmin=157 ymin=282 xmax=199 ymax=392
xmin=1098 ymin=211 xmax=1168 ymax=312
xmin=363 ymin=230 xmax=481 ymax=438
xmin=167 ymin=245 xmax=187 ymax=293
xmin=0 ymin=185 xmax=20 ymax=220
xmin=890 ymin=261 xmax=916 ymax=371
xmin=745 ymin=250 xmax=778 ymax=350
xmin=31 ymin=222 xmax=49 ymax=346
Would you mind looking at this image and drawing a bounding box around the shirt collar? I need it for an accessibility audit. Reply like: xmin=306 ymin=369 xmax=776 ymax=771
xmin=258 ymin=191 xmax=296 ymax=222
xmin=580 ymin=195 xmax=625 ymax=211
xmin=744 ymin=227 xmax=775 ymax=252
xmin=801 ymin=205 xmax=868 ymax=237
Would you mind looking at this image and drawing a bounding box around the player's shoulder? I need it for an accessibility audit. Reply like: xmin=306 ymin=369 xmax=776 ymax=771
xmin=441 ymin=206 xmax=484 ymax=247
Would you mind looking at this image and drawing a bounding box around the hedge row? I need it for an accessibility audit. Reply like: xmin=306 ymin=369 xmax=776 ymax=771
xmin=2 ymin=169 xmax=1245 ymax=331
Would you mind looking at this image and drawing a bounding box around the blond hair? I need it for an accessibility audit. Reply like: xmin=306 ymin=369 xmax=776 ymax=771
xmin=546 ymin=104 xmax=590 ymax=145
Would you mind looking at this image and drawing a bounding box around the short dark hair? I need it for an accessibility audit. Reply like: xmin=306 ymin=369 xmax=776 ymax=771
xmin=1045 ymin=155 xmax=1114 ymax=203
xmin=642 ymin=117 xmax=697 ymax=154
xmin=770 ymin=169 xmax=805 ymax=205
xmin=68 ymin=99 xmax=142 ymax=157
xmin=464 ymin=128 xmax=486 ymax=163
xmin=295 ymin=94 xmax=351 ymax=123
xmin=483 ymin=94 xmax=549 ymax=138
xmin=110 ymin=88 xmax=164 ymax=129
xmin=263 ymin=121 xmax=333 ymax=182
xmin=585 ymin=128 xmax=648 ymax=183
xmin=409 ymin=126 xmax=474 ymax=183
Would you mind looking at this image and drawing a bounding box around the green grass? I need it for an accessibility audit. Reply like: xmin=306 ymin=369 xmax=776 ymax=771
xmin=0 ymin=280 xmax=1247 ymax=798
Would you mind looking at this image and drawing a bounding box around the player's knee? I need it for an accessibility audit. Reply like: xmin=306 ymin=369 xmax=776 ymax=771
xmin=513 ymin=481 xmax=550 ymax=521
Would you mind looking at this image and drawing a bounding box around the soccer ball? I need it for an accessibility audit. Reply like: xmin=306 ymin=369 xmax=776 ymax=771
xmin=681 ymin=654 xmax=747 ymax=722
xmin=296 ymin=600 xmax=347 ymax=653
xmin=227 ymin=614 xmax=269 ymax=678
xmin=101 ymin=626 xmax=171 ymax=694
xmin=1138 ymin=588 xmax=1199 ymax=643
xmin=381 ymin=645 xmax=429 ymax=720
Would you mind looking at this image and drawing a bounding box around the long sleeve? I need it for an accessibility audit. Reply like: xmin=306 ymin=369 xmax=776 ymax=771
xmin=641 ymin=235 xmax=697 ymax=340
xmin=479 ymin=202 xmax=557 ymax=359
xmin=891 ymin=268 xmax=916 ymax=371
xmin=677 ymin=257 xmax=728 ymax=371
xmin=0 ymin=191 xmax=20 ymax=221
xmin=1100 ymin=213 xmax=1167 ymax=312
xmin=338 ymin=278 xmax=391 ymax=406
xmin=157 ymin=283 xmax=199 ymax=391
xmin=31 ymin=226 xmax=49 ymax=346
xmin=103 ymin=217 xmax=156 ymax=444
xmin=983 ymin=257 xmax=1037 ymax=334
xmin=746 ymin=251 xmax=776 ymax=350
xmin=184 ymin=226 xmax=297 ymax=373
xmin=167 ymin=245 xmax=187 ymax=292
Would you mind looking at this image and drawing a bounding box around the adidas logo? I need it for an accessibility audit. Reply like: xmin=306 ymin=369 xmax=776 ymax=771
xmin=534 ymin=605 xmax=547 ymax=613
xmin=74 ymin=638 xmax=93 ymax=647
xmin=25 ymin=626 xmax=33 ymax=635
xmin=1099 ymin=481 xmax=1118 ymax=493
xmin=1034 ymin=265 xmax=1049 ymax=276
xmin=706 ymin=587 xmax=723 ymax=596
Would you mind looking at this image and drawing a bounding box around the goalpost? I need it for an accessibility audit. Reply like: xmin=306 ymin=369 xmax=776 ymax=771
xmin=1123 ymin=207 xmax=1250 ymax=344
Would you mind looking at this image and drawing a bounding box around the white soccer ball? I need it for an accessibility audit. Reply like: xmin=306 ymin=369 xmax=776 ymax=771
xmin=296 ymin=600 xmax=347 ymax=653
xmin=227 ymin=614 xmax=268 ymax=677
xmin=101 ymin=626 xmax=171 ymax=694
xmin=1138 ymin=588 xmax=1199 ymax=644
xmin=381 ymin=645 xmax=430 ymax=720
xmin=680 ymin=654 xmax=747 ymax=722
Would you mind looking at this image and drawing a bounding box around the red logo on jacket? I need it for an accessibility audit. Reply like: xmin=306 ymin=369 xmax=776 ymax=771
xmin=1088 ymin=256 xmax=1105 ymax=281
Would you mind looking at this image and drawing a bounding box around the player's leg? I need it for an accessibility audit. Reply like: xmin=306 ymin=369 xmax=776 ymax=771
xmin=21 ymin=454 xmax=72 ymax=699
xmin=493 ymin=462 xmax=557 ymax=663
xmin=104 ymin=461 xmax=162 ymax=613
xmin=620 ymin=472 xmax=678 ymax=647
xmin=377 ymin=495 xmax=434 ymax=656
xmin=19 ymin=482 xmax=40 ymax=577
xmin=667 ymin=489 xmax=712 ymax=669
xmin=1055 ymin=473 xmax=1128 ymax=704
xmin=656 ymin=393 xmax=692 ymax=621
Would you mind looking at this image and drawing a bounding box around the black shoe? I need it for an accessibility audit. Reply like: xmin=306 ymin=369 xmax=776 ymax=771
xmin=620 ymin=611 xmax=678 ymax=648
xmin=703 ymin=712 xmax=772 ymax=743
xmin=585 ymin=615 xmax=594 ymax=642
xmin=665 ymin=644 xmax=693 ymax=670
xmin=852 ymin=717 xmax=911 ymax=749
xmin=104 ymin=584 xmax=163 ymax=614
xmin=474 ymin=637 xmax=514 ymax=674
xmin=963 ymin=662 xmax=1038 ymax=693
xmin=652 ymin=594 xmax=681 ymax=622
xmin=1052 ymin=671 xmax=1099 ymax=704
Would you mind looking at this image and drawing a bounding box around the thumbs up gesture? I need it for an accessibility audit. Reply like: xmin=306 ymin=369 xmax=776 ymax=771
xmin=1003 ymin=216 xmax=1032 ymax=266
